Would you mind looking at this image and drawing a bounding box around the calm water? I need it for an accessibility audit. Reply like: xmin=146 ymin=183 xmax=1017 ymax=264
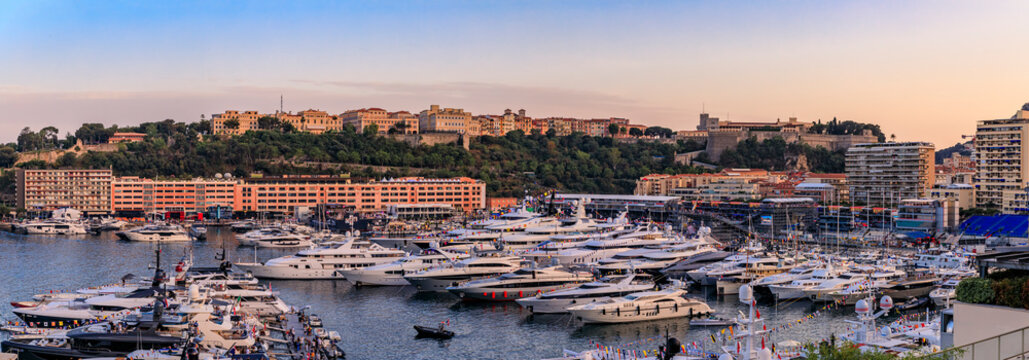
xmin=0 ymin=228 xmax=888 ymax=360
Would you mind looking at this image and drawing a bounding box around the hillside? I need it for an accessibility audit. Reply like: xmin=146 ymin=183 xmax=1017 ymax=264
xmin=4 ymin=120 xmax=709 ymax=196
xmin=935 ymin=141 xmax=973 ymax=164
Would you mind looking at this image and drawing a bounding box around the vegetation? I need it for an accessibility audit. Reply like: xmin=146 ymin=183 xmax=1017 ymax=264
xmin=714 ymin=137 xmax=847 ymax=172
xmin=12 ymin=121 xmax=709 ymax=197
xmin=956 ymin=271 xmax=1029 ymax=309
xmin=808 ymin=117 xmax=887 ymax=142
xmin=956 ymin=277 xmax=995 ymax=304
xmin=935 ymin=141 xmax=973 ymax=164
xmin=802 ymin=341 xmax=947 ymax=360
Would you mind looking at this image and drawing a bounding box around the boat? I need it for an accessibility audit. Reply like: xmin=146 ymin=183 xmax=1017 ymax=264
xmin=447 ymin=266 xmax=593 ymax=301
xmin=929 ymin=278 xmax=961 ymax=307
xmin=413 ymin=325 xmax=454 ymax=339
xmin=883 ymin=276 xmax=940 ymax=301
xmin=117 ymin=224 xmax=191 ymax=242
xmin=767 ymin=265 xmax=843 ymax=300
xmin=17 ymin=220 xmax=88 ymax=235
xmin=688 ymin=315 xmax=734 ymax=326
xmin=237 ymin=228 xmax=313 ymax=248
xmin=337 ymin=248 xmax=469 ymax=286
xmin=897 ymin=296 xmax=930 ymax=311
xmin=403 ymin=255 xmax=524 ymax=291
xmin=188 ymin=224 xmax=207 ymax=240
xmin=235 ymin=236 xmax=406 ymax=279
xmin=514 ymin=274 xmax=656 ymax=314
xmin=567 ymin=287 xmax=713 ymax=324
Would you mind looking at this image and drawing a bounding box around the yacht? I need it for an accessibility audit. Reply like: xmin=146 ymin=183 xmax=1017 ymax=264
xmin=447 ymin=266 xmax=594 ymax=301
xmin=882 ymin=276 xmax=940 ymax=301
xmin=660 ymin=250 xmax=731 ymax=278
xmin=824 ymin=267 xmax=907 ymax=304
xmin=494 ymin=204 xmax=602 ymax=250
xmin=750 ymin=264 xmax=819 ymax=290
xmin=234 ymin=237 xmax=406 ymax=279
xmin=930 ymin=278 xmax=961 ymax=307
xmin=208 ymin=288 xmax=290 ymax=316
xmin=694 ymin=255 xmax=794 ymax=286
xmin=805 ymin=270 xmax=871 ymax=302
xmin=514 ymin=274 xmax=655 ymax=314
xmin=540 ymin=227 xmax=675 ymax=266
xmin=17 ymin=220 xmax=88 ymax=235
xmin=912 ymin=252 xmax=969 ymax=269
xmin=567 ymin=288 xmax=713 ymax=324
xmin=338 ymin=248 xmax=470 ymax=286
xmin=767 ymin=265 xmax=844 ymax=300
xmin=117 ymin=224 xmax=191 ymax=242
xmin=2 ymin=310 xmax=187 ymax=360
xmin=715 ymin=260 xmax=797 ymax=295
xmin=237 ymin=228 xmax=313 ymax=248
xmin=403 ymin=255 xmax=524 ymax=291
xmin=13 ymin=288 xmax=170 ymax=328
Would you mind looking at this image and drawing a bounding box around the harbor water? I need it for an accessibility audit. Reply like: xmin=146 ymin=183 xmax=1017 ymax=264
xmin=0 ymin=229 xmax=886 ymax=360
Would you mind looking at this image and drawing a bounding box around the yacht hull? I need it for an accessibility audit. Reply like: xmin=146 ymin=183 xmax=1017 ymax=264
xmin=234 ymin=263 xmax=343 ymax=280
xmin=571 ymin=302 xmax=712 ymax=324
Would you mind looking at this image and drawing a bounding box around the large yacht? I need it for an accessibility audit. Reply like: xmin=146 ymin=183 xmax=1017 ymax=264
xmin=403 ymin=255 xmax=524 ymax=291
xmin=116 ymin=224 xmax=191 ymax=242
xmin=767 ymin=265 xmax=844 ymax=300
xmin=514 ymin=274 xmax=655 ymax=314
xmin=446 ymin=266 xmax=594 ymax=301
xmin=338 ymin=248 xmax=470 ymax=286
xmin=17 ymin=220 xmax=88 ymax=235
xmin=236 ymin=227 xmax=313 ymax=248
xmin=13 ymin=288 xmax=170 ymax=328
xmin=930 ymin=278 xmax=961 ymax=307
xmin=539 ymin=226 xmax=675 ymax=266
xmin=567 ymin=288 xmax=713 ymax=324
xmin=234 ymin=237 xmax=406 ymax=279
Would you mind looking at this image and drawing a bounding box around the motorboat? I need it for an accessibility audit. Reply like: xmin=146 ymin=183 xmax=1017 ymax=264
xmin=403 ymin=255 xmax=524 ymax=291
xmin=767 ymin=265 xmax=844 ymax=300
xmin=883 ymin=276 xmax=940 ymax=301
xmin=715 ymin=260 xmax=797 ymax=295
xmin=447 ymin=266 xmax=593 ymax=301
xmin=117 ymin=224 xmax=191 ymax=242
xmin=514 ymin=274 xmax=655 ymax=313
xmin=660 ymin=250 xmax=731 ymax=277
xmin=824 ymin=267 xmax=908 ymax=304
xmin=929 ymin=278 xmax=961 ymax=307
xmin=413 ymin=324 xmax=454 ymax=339
xmin=688 ymin=315 xmax=735 ymax=326
xmin=567 ymin=288 xmax=713 ymax=324
xmin=234 ymin=237 xmax=406 ymax=279
xmin=187 ymin=224 xmax=207 ymax=241
xmin=237 ymin=228 xmax=312 ymax=248
xmin=208 ymin=288 xmax=290 ymax=316
xmin=13 ymin=288 xmax=173 ymax=328
xmin=338 ymin=248 xmax=470 ymax=286
xmin=17 ymin=220 xmax=88 ymax=235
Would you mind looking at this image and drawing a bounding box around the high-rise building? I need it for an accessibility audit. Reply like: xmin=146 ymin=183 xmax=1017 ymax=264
xmin=974 ymin=106 xmax=1029 ymax=209
xmin=16 ymin=169 xmax=113 ymax=215
xmin=846 ymin=142 xmax=935 ymax=206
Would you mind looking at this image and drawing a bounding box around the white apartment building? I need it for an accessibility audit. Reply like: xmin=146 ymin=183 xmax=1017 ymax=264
xmin=846 ymin=142 xmax=935 ymax=206
xmin=974 ymin=108 xmax=1029 ymax=208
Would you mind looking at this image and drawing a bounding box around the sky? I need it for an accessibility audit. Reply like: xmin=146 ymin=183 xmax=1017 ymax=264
xmin=1 ymin=0 xmax=1027 ymax=147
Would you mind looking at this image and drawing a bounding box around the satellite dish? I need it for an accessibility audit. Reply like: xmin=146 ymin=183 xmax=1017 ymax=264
xmin=855 ymin=299 xmax=870 ymax=314
xmin=879 ymin=295 xmax=894 ymax=311
xmin=739 ymin=285 xmax=753 ymax=304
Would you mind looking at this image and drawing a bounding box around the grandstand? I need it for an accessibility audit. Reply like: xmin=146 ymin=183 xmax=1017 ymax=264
xmin=958 ymin=215 xmax=1029 ymax=245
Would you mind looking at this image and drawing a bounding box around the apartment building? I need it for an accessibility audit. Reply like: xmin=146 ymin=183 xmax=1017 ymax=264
xmin=235 ymin=176 xmax=486 ymax=214
xmin=846 ymin=142 xmax=935 ymax=206
xmin=16 ymin=169 xmax=113 ymax=215
xmin=974 ymin=108 xmax=1029 ymax=208
xmin=419 ymin=105 xmax=474 ymax=134
xmin=211 ymin=110 xmax=262 ymax=135
xmin=340 ymin=108 xmax=418 ymax=134
xmin=278 ymin=109 xmax=340 ymax=134
xmin=930 ymin=184 xmax=975 ymax=211
xmin=111 ymin=177 xmax=238 ymax=216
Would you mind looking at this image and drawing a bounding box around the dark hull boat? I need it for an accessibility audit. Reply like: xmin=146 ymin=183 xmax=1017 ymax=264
xmin=413 ymin=325 xmax=454 ymax=339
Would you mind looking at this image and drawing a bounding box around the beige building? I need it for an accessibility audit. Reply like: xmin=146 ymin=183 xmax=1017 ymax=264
xmin=212 ymin=110 xmax=262 ymax=135
xmin=671 ymin=178 xmax=762 ymax=202
xmin=278 ymin=109 xmax=340 ymax=134
xmin=16 ymin=169 xmax=113 ymax=215
xmin=846 ymin=142 xmax=935 ymax=206
xmin=340 ymin=108 xmax=418 ymax=134
xmin=930 ymin=184 xmax=975 ymax=211
xmin=419 ymin=105 xmax=473 ymax=134
xmin=974 ymin=108 xmax=1029 ymax=208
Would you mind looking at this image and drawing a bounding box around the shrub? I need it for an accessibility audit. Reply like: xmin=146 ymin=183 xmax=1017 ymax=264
xmin=956 ymin=277 xmax=994 ymax=304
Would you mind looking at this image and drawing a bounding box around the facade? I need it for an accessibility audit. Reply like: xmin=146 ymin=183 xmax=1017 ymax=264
xmin=801 ymin=173 xmax=849 ymax=203
xmin=942 ymin=152 xmax=973 ymax=169
xmin=107 ymin=132 xmax=147 ymax=144
xmin=894 ymin=198 xmax=955 ymax=235
xmin=974 ymin=108 xmax=1029 ymax=208
xmin=673 ymin=178 xmax=761 ymax=202
xmin=929 ymin=184 xmax=975 ymax=211
xmin=16 ymin=169 xmax=113 ymax=215
xmin=340 ymin=108 xmax=418 ymax=134
xmin=278 ymin=109 xmax=340 ymax=134
xmin=419 ymin=105 xmax=473 ymax=134
xmin=212 ymin=110 xmax=262 ymax=135
xmin=236 ymin=176 xmax=485 ymax=214
xmin=111 ymin=177 xmax=237 ymax=216
xmin=846 ymin=142 xmax=935 ymax=206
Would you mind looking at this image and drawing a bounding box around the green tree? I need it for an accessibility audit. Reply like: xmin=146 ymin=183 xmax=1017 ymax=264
xmin=608 ymin=123 xmax=620 ymax=136
xmin=363 ymin=123 xmax=379 ymax=137
xmin=629 ymin=127 xmax=643 ymax=137
xmin=223 ymin=119 xmax=240 ymax=130
xmin=257 ymin=116 xmax=281 ymax=130
xmin=0 ymin=146 xmax=18 ymax=167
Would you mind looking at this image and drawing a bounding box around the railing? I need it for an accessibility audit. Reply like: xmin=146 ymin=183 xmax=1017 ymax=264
xmin=925 ymin=324 xmax=1029 ymax=360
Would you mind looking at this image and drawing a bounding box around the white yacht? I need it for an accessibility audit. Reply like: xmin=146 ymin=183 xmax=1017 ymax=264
xmin=13 ymin=288 xmax=168 ymax=328
xmin=338 ymin=248 xmax=470 ymax=286
xmin=117 ymin=224 xmax=191 ymax=242
xmin=912 ymin=252 xmax=969 ymax=269
xmin=567 ymin=288 xmax=713 ymax=324
xmin=930 ymin=278 xmax=961 ymax=307
xmin=824 ymin=267 xmax=907 ymax=304
xmin=514 ymin=274 xmax=655 ymax=314
xmin=495 ymin=204 xmax=602 ymax=250
xmin=237 ymin=228 xmax=313 ymax=248
xmin=751 ymin=264 xmax=819 ymax=289
xmin=403 ymin=255 xmax=524 ymax=291
xmin=234 ymin=237 xmax=406 ymax=279
xmin=539 ymin=227 xmax=675 ymax=266
xmin=208 ymin=288 xmax=290 ymax=316
xmin=694 ymin=255 xmax=793 ymax=286
xmin=447 ymin=266 xmax=593 ymax=301
xmin=804 ymin=270 xmax=870 ymax=302
xmin=17 ymin=220 xmax=88 ymax=235
xmin=767 ymin=265 xmax=844 ymax=300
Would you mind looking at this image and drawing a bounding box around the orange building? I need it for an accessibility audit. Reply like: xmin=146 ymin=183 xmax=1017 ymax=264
xmin=340 ymin=108 xmax=419 ymax=134
xmin=111 ymin=177 xmax=238 ymax=215
xmin=107 ymin=132 xmax=147 ymax=143
xmin=212 ymin=110 xmax=262 ymax=135
xmin=235 ymin=176 xmax=485 ymax=214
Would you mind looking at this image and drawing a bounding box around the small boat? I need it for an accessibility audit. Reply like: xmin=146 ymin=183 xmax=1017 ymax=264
xmin=897 ymin=297 xmax=930 ymax=311
xmin=308 ymin=315 xmax=323 ymax=328
xmin=9 ymin=301 xmax=38 ymax=308
xmin=689 ymin=315 xmax=734 ymax=326
xmin=413 ymin=325 xmax=454 ymax=339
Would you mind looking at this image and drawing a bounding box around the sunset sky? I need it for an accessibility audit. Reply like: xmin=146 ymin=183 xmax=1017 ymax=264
xmin=2 ymin=1 xmax=1027 ymax=147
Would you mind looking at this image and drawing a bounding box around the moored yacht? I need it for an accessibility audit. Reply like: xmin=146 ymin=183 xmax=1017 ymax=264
xmin=447 ymin=266 xmax=593 ymax=301
xmin=566 ymin=287 xmax=713 ymax=324
xmin=17 ymin=220 xmax=88 ymax=235
xmin=237 ymin=228 xmax=312 ymax=248
xmin=767 ymin=265 xmax=843 ymax=300
xmin=234 ymin=237 xmax=406 ymax=279
xmin=117 ymin=224 xmax=190 ymax=242
xmin=403 ymin=255 xmax=524 ymax=291
xmin=338 ymin=248 xmax=470 ymax=286
xmin=514 ymin=274 xmax=655 ymax=314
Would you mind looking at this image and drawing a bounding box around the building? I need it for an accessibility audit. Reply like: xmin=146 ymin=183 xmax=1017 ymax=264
xmin=111 ymin=177 xmax=238 ymax=217
xmin=974 ymin=106 xmax=1029 ymax=208
xmin=278 ymin=109 xmax=339 ymax=134
xmin=419 ymin=105 xmax=473 ymax=134
xmin=846 ymin=142 xmax=935 ymax=206
xmin=801 ymin=173 xmax=849 ymax=203
xmin=552 ymin=194 xmax=678 ymax=221
xmin=701 ymin=112 xmax=880 ymax=161
xmin=894 ymin=198 xmax=956 ymax=235
xmin=211 ymin=110 xmax=262 ymax=135
xmin=107 ymin=132 xmax=147 ymax=144
xmin=935 ymin=166 xmax=975 ymax=187
xmin=942 ymin=152 xmax=973 ymax=169
xmin=340 ymin=108 xmax=418 ymax=134
xmin=236 ymin=176 xmax=485 ymax=214
xmin=673 ymin=178 xmax=762 ymax=202
xmin=16 ymin=169 xmax=113 ymax=215
xmin=929 ymin=184 xmax=975 ymax=211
